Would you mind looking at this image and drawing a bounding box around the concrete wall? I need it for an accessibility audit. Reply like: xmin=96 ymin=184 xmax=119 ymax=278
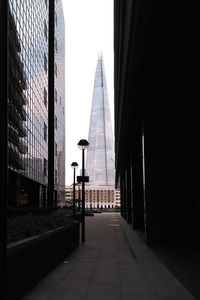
xmin=6 ymin=221 xmax=80 ymax=300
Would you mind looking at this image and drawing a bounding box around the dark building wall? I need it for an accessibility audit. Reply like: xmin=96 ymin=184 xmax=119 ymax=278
xmin=114 ymin=0 xmax=198 ymax=244
xmin=0 ymin=1 xmax=8 ymax=297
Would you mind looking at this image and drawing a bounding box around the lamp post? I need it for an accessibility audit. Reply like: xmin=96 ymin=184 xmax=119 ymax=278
xmin=77 ymin=139 xmax=89 ymax=243
xmin=78 ymin=183 xmax=81 ymax=210
xmin=71 ymin=162 xmax=78 ymax=217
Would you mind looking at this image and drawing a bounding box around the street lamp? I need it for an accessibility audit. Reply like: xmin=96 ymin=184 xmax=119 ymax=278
xmin=77 ymin=139 xmax=89 ymax=243
xmin=78 ymin=183 xmax=81 ymax=210
xmin=71 ymin=162 xmax=78 ymax=217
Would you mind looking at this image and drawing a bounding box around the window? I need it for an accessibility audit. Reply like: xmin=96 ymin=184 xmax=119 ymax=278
xmin=44 ymin=87 xmax=47 ymax=107
xmin=44 ymin=53 xmax=47 ymax=73
xmin=55 ymin=116 xmax=57 ymax=130
xmin=44 ymin=158 xmax=47 ymax=176
xmin=55 ymin=169 xmax=57 ymax=184
xmin=44 ymin=20 xmax=47 ymax=40
xmin=55 ymin=13 xmax=57 ymax=27
xmin=55 ymin=142 xmax=57 ymax=156
xmin=44 ymin=122 xmax=47 ymax=141
xmin=55 ymin=63 xmax=57 ymax=77
xmin=55 ymin=38 xmax=57 ymax=52
xmin=54 ymin=88 xmax=57 ymax=103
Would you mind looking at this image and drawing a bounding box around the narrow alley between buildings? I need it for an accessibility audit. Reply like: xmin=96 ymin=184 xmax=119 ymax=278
xmin=22 ymin=213 xmax=195 ymax=300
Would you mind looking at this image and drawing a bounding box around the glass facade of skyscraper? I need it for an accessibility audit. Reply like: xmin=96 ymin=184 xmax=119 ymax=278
xmin=8 ymin=0 xmax=65 ymax=207
xmin=86 ymin=54 xmax=115 ymax=186
xmin=54 ymin=0 xmax=65 ymax=203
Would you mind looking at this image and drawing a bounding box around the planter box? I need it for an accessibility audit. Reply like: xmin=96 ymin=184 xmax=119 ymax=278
xmin=6 ymin=220 xmax=80 ymax=300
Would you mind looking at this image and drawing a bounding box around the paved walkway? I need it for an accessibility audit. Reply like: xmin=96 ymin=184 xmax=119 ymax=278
xmin=22 ymin=213 xmax=195 ymax=300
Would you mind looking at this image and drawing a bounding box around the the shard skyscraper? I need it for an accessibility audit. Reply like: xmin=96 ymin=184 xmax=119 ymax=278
xmin=86 ymin=54 xmax=115 ymax=186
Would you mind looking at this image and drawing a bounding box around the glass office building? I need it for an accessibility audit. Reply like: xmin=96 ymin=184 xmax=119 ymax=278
xmin=8 ymin=0 xmax=65 ymax=207
xmin=86 ymin=54 xmax=115 ymax=186
xmin=54 ymin=0 xmax=65 ymax=204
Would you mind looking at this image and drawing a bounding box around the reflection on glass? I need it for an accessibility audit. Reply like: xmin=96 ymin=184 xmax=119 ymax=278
xmin=8 ymin=0 xmax=65 ymax=206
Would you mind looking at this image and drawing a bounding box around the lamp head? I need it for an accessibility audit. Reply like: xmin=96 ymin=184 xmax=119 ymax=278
xmin=71 ymin=162 xmax=78 ymax=169
xmin=77 ymin=139 xmax=89 ymax=150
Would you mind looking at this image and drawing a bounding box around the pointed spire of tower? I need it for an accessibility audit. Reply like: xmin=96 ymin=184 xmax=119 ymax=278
xmin=98 ymin=50 xmax=103 ymax=60
xmin=86 ymin=54 xmax=115 ymax=186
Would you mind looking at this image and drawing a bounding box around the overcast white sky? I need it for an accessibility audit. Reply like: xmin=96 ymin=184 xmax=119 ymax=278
xmin=62 ymin=0 xmax=114 ymax=185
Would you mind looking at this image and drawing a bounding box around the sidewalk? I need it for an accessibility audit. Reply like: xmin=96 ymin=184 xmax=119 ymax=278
xmin=22 ymin=213 xmax=195 ymax=300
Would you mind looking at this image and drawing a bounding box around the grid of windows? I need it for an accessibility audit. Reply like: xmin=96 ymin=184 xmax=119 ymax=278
xmin=7 ymin=0 xmax=65 ymax=207
xmin=8 ymin=0 xmax=49 ymax=185
xmin=54 ymin=0 xmax=65 ymax=202
xmin=85 ymin=187 xmax=117 ymax=208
